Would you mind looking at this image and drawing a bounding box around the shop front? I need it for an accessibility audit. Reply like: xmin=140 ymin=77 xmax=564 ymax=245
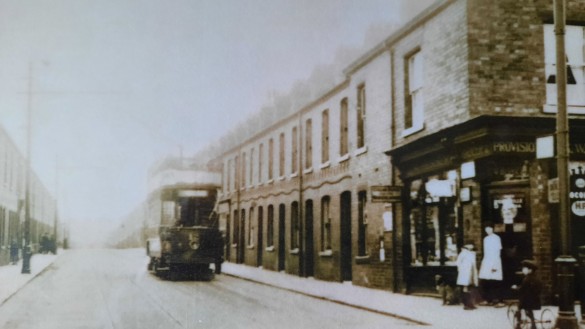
xmin=387 ymin=116 xmax=562 ymax=296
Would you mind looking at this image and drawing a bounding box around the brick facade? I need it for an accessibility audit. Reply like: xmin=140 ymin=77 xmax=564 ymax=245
xmin=211 ymin=0 xmax=585 ymax=300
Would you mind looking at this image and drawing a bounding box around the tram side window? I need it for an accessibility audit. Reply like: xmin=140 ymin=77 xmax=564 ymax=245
xmin=162 ymin=201 xmax=175 ymax=225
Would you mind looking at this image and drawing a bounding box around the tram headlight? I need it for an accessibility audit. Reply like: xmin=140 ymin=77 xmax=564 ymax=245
xmin=190 ymin=241 xmax=199 ymax=250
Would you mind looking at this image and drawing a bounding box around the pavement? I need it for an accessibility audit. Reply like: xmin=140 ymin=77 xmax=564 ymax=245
xmin=1 ymin=251 xmax=584 ymax=328
xmin=222 ymin=262 xmax=585 ymax=329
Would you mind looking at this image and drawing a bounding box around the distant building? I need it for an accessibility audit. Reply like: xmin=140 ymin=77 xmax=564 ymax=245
xmin=209 ymin=0 xmax=585 ymax=301
xmin=0 ymin=124 xmax=57 ymax=264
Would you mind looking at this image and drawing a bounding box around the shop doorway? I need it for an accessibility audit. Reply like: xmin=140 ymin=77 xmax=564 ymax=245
xmin=485 ymin=185 xmax=533 ymax=295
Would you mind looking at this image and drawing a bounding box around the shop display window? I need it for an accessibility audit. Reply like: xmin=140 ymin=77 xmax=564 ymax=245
xmin=409 ymin=177 xmax=460 ymax=267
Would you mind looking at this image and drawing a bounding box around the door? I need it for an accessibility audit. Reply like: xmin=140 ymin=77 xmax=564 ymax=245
xmin=304 ymin=200 xmax=314 ymax=277
xmin=238 ymin=209 xmax=246 ymax=264
xmin=278 ymin=204 xmax=286 ymax=271
xmin=340 ymin=191 xmax=352 ymax=281
xmin=257 ymin=207 xmax=263 ymax=267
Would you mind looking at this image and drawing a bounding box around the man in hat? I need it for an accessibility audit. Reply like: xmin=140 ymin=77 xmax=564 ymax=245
xmin=512 ymin=259 xmax=541 ymax=329
xmin=457 ymin=242 xmax=479 ymax=310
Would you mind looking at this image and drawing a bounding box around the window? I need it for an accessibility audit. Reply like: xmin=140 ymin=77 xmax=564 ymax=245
xmin=248 ymin=207 xmax=254 ymax=246
xmin=279 ymin=133 xmax=285 ymax=177
xmin=268 ymin=138 xmax=274 ymax=180
xmin=321 ymin=196 xmax=331 ymax=251
xmin=249 ymin=148 xmax=254 ymax=186
xmin=226 ymin=159 xmax=231 ymax=192
xmin=267 ymin=205 xmax=274 ymax=247
xmin=340 ymin=98 xmax=349 ymax=156
xmin=258 ymin=143 xmax=263 ymax=184
xmin=291 ymin=201 xmax=300 ymax=250
xmin=544 ymin=25 xmax=585 ymax=109
xmin=356 ymin=84 xmax=366 ymax=149
xmin=234 ymin=155 xmax=239 ymax=190
xmin=405 ymin=50 xmax=424 ymax=132
xmin=241 ymin=152 xmax=246 ymax=189
xmin=305 ymin=119 xmax=313 ymax=169
xmin=322 ymin=109 xmax=329 ymax=163
xmin=409 ymin=175 xmax=459 ymax=267
xmin=291 ymin=126 xmax=298 ymax=174
xmin=358 ymin=191 xmax=368 ymax=256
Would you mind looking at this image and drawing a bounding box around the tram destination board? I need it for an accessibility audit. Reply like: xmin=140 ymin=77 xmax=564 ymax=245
xmin=371 ymin=185 xmax=402 ymax=203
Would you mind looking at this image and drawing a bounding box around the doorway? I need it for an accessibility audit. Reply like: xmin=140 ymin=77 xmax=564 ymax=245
xmin=278 ymin=204 xmax=286 ymax=271
xmin=340 ymin=191 xmax=352 ymax=281
xmin=304 ymin=200 xmax=314 ymax=277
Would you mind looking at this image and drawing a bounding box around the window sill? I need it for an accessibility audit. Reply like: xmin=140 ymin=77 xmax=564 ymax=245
xmin=267 ymin=179 xmax=274 ymax=185
xmin=355 ymin=254 xmax=371 ymax=265
xmin=231 ymin=243 xmax=238 ymax=249
xmin=278 ymin=176 xmax=285 ymax=181
xmin=289 ymin=248 xmax=300 ymax=255
xmin=290 ymin=172 xmax=298 ymax=178
xmin=319 ymin=161 xmax=331 ymax=169
xmin=265 ymin=246 xmax=275 ymax=253
xmin=318 ymin=249 xmax=333 ymax=257
xmin=338 ymin=153 xmax=350 ymax=163
xmin=354 ymin=146 xmax=368 ymax=157
xmin=543 ymin=104 xmax=585 ymax=114
xmin=401 ymin=123 xmax=425 ymax=137
xmin=303 ymin=167 xmax=313 ymax=175
xmin=246 ymin=244 xmax=255 ymax=250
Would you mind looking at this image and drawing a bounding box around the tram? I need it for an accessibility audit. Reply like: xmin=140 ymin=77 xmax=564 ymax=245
xmin=145 ymin=158 xmax=224 ymax=280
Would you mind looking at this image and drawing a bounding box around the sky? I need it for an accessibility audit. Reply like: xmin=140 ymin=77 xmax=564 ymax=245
xmin=0 ymin=0 xmax=435 ymax=246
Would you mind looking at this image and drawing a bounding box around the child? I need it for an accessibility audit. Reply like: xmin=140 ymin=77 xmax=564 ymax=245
xmin=512 ymin=260 xmax=542 ymax=329
xmin=456 ymin=242 xmax=478 ymax=310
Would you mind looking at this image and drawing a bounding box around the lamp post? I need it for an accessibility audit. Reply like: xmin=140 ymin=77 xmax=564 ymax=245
xmin=553 ymin=1 xmax=579 ymax=328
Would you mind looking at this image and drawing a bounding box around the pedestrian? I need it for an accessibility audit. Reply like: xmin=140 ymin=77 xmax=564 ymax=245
xmin=512 ymin=260 xmax=541 ymax=329
xmin=456 ymin=241 xmax=478 ymax=310
xmin=478 ymin=223 xmax=505 ymax=307
xmin=10 ymin=239 xmax=19 ymax=265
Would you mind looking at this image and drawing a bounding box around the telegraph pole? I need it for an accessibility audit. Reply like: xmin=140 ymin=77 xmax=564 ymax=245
xmin=21 ymin=63 xmax=33 ymax=274
xmin=553 ymin=1 xmax=579 ymax=328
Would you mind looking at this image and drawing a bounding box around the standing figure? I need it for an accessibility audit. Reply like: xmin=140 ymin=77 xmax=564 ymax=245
xmin=10 ymin=239 xmax=19 ymax=265
xmin=457 ymin=242 xmax=479 ymax=310
xmin=479 ymin=223 xmax=504 ymax=307
xmin=512 ymin=260 xmax=542 ymax=329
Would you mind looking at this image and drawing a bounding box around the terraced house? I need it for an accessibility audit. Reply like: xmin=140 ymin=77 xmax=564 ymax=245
xmin=211 ymin=0 xmax=585 ymax=301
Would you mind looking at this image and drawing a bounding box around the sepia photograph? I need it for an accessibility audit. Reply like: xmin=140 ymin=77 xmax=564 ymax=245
xmin=0 ymin=0 xmax=584 ymax=328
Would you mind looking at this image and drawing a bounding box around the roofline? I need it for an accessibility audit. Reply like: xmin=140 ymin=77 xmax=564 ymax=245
xmin=213 ymin=78 xmax=350 ymax=160
xmin=343 ymin=0 xmax=457 ymax=76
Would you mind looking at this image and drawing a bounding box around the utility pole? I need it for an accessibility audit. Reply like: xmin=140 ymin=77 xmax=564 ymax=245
xmin=553 ymin=1 xmax=579 ymax=328
xmin=21 ymin=63 xmax=33 ymax=274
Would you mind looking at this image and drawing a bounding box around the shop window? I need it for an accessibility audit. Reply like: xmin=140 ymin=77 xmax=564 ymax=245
xmin=322 ymin=109 xmax=329 ymax=164
xmin=544 ymin=25 xmax=585 ymax=109
xmin=404 ymin=50 xmax=424 ymax=134
xmin=321 ymin=196 xmax=332 ymax=251
xmin=356 ymin=84 xmax=366 ymax=149
xmin=409 ymin=178 xmax=459 ymax=266
xmin=267 ymin=205 xmax=274 ymax=247
xmin=339 ymin=98 xmax=349 ymax=156
xmin=291 ymin=201 xmax=300 ymax=250
xmin=292 ymin=126 xmax=298 ymax=175
xmin=305 ymin=119 xmax=313 ymax=169
xmin=357 ymin=191 xmax=368 ymax=256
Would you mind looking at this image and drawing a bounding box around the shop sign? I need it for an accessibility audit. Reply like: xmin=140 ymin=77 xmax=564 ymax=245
xmin=371 ymin=185 xmax=402 ymax=203
xmin=570 ymin=164 xmax=585 ymax=217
